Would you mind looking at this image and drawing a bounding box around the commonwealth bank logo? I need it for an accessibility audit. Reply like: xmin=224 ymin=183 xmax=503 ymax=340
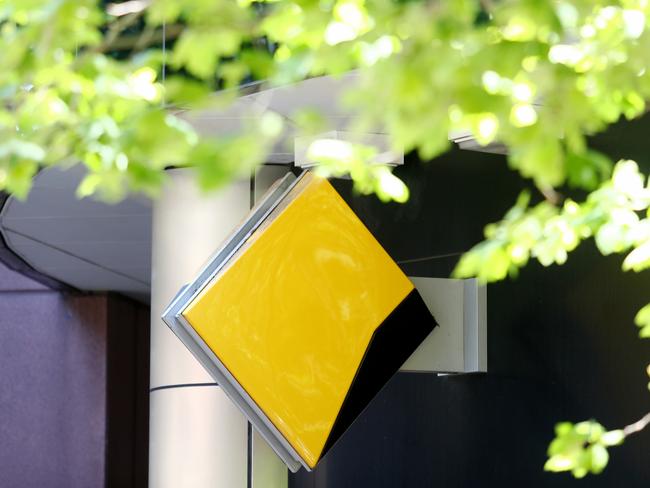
xmin=163 ymin=171 xmax=436 ymax=471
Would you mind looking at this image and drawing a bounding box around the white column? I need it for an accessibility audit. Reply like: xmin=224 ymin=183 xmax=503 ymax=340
xmin=149 ymin=166 xmax=289 ymax=488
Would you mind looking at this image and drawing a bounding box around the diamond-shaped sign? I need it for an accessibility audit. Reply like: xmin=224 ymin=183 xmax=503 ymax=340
xmin=162 ymin=171 xmax=436 ymax=471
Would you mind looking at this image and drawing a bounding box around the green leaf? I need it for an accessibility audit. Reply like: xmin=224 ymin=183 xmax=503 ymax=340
xmin=640 ymin=325 xmax=650 ymax=339
xmin=545 ymin=420 xmax=618 ymax=478
xmin=600 ymin=430 xmax=625 ymax=447
xmin=262 ymin=4 xmax=304 ymax=42
xmin=0 ymin=139 xmax=45 ymax=161
xmin=76 ymin=173 xmax=102 ymax=198
xmin=146 ymin=0 xmax=182 ymax=25
xmin=172 ymin=29 xmax=244 ymax=79
xmin=622 ymin=241 xmax=650 ymax=272
xmin=453 ymin=242 xmax=511 ymax=283
xmin=163 ymin=76 xmax=212 ymax=108
xmin=565 ymin=150 xmax=612 ymax=191
xmin=612 ymin=160 xmax=643 ymax=196
xmin=375 ymin=166 xmax=409 ymax=203
xmin=510 ymin=139 xmax=564 ymax=188
xmin=634 ymin=304 xmax=650 ymax=338
xmin=4 ymin=160 xmax=38 ymax=199
xmin=595 ymin=222 xmax=631 ymax=255
xmin=589 ymin=444 xmax=609 ymax=474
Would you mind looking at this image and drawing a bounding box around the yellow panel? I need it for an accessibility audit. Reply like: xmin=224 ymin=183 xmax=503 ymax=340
xmin=182 ymin=173 xmax=413 ymax=468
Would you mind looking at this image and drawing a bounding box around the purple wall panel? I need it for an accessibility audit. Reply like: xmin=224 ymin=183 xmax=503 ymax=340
xmin=0 ymin=256 xmax=150 ymax=488
xmin=0 ymin=289 xmax=108 ymax=488
xmin=0 ymin=261 xmax=48 ymax=291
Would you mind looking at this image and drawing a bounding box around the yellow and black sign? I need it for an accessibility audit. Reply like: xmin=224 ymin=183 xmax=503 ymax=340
xmin=163 ymin=171 xmax=435 ymax=471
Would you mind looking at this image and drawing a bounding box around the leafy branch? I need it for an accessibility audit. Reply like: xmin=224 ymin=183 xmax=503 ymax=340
xmin=454 ymin=158 xmax=650 ymax=477
xmin=622 ymin=410 xmax=650 ymax=436
xmin=454 ymin=160 xmax=650 ymax=288
xmin=545 ymin=408 xmax=650 ymax=478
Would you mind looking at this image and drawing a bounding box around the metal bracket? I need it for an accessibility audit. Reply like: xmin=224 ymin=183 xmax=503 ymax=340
xmin=401 ymin=277 xmax=487 ymax=374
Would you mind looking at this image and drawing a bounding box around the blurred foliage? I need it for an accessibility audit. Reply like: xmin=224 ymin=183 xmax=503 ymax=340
xmin=4 ymin=0 xmax=650 ymax=477
xmin=4 ymin=0 xmax=650 ymax=202
xmin=307 ymin=138 xmax=409 ymax=202
xmin=454 ymin=160 xmax=650 ymax=283
xmin=453 ymin=159 xmax=650 ymax=477
xmin=545 ymin=421 xmax=625 ymax=478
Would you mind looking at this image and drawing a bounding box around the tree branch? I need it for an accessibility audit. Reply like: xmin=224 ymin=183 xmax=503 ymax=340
xmin=623 ymin=411 xmax=650 ymax=437
xmin=538 ymin=185 xmax=561 ymax=205
xmin=94 ymin=10 xmax=145 ymax=54
xmin=111 ymin=24 xmax=184 ymax=52
xmin=479 ymin=0 xmax=495 ymax=13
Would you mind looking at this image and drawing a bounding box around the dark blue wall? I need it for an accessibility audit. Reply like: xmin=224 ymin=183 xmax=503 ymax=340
xmin=291 ymin=120 xmax=650 ymax=487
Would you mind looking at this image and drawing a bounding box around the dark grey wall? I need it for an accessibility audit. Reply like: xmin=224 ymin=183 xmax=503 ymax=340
xmin=0 ymin=264 xmax=149 ymax=488
xmin=106 ymin=294 xmax=150 ymax=488
xmin=291 ymin=119 xmax=650 ymax=487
